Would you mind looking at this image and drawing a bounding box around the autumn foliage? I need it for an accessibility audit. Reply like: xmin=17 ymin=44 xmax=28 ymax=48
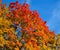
xmin=0 ymin=0 xmax=55 ymax=50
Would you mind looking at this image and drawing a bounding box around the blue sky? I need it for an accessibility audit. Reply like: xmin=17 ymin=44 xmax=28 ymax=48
xmin=2 ymin=0 xmax=60 ymax=34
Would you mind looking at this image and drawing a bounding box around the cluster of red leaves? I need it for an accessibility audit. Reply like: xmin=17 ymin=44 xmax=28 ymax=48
xmin=7 ymin=1 xmax=55 ymax=41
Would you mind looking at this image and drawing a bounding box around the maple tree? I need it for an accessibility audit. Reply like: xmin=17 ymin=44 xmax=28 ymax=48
xmin=0 ymin=0 xmax=55 ymax=50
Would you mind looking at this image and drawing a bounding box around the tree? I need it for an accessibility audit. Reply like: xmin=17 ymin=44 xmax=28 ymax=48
xmin=0 ymin=0 xmax=55 ymax=50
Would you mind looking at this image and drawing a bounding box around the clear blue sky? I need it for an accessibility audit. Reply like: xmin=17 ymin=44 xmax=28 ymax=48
xmin=2 ymin=0 xmax=60 ymax=34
